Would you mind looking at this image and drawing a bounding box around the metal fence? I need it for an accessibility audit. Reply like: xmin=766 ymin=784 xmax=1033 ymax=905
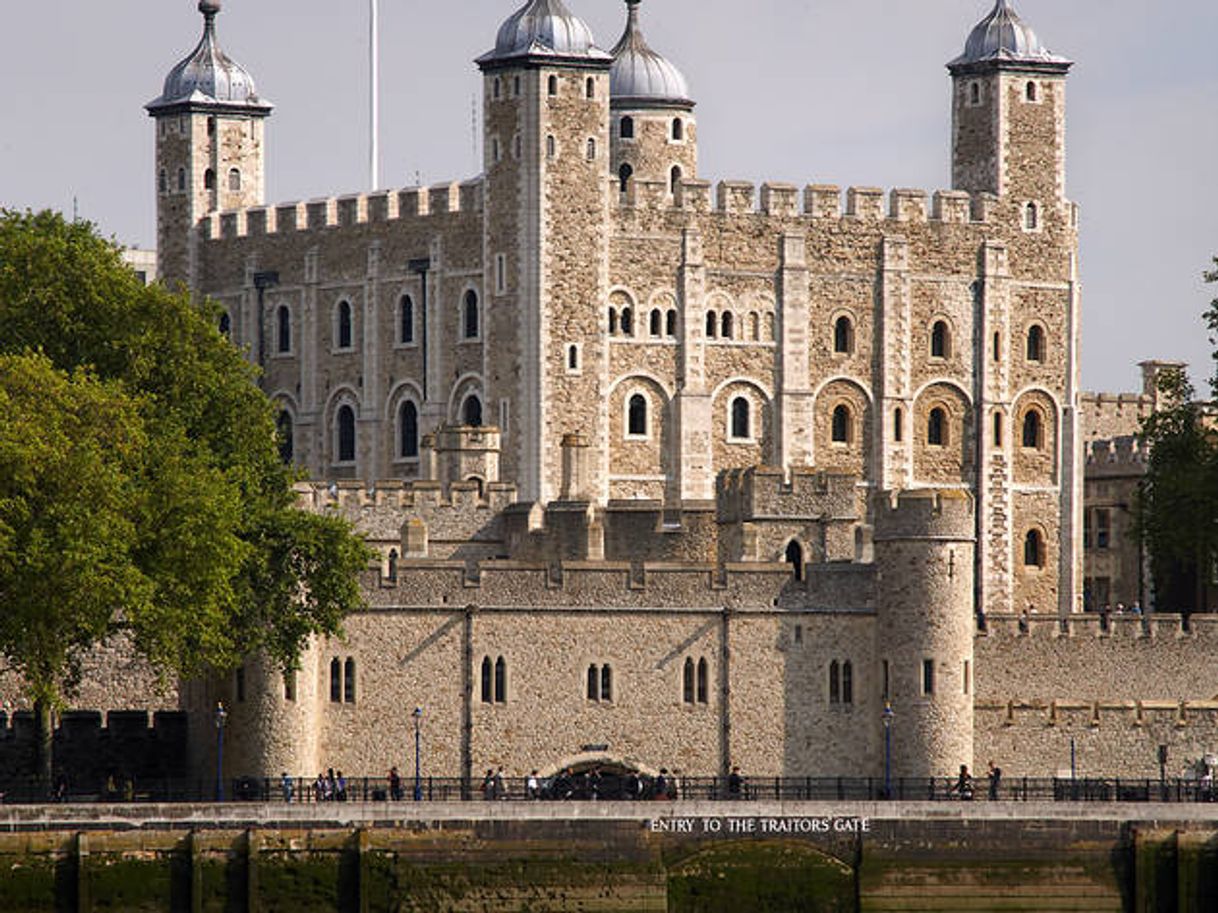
xmin=0 ymin=774 xmax=1214 ymax=806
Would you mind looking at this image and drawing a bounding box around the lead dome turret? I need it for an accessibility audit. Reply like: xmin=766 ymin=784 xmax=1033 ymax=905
xmin=147 ymin=1 xmax=272 ymax=114
xmin=949 ymin=0 xmax=1070 ymax=72
xmin=479 ymin=0 xmax=610 ymax=66
xmin=610 ymin=0 xmax=692 ymax=110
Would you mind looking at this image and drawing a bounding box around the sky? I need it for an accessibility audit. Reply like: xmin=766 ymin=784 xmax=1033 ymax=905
xmin=1 ymin=1 xmax=1214 ymax=394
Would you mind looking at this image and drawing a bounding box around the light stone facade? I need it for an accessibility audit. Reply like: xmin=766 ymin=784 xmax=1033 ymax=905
xmin=133 ymin=1 xmax=1218 ymax=784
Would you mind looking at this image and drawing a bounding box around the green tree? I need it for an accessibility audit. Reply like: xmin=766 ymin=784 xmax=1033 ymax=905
xmin=0 ymin=210 xmax=371 ymax=791
xmin=1137 ymin=259 xmax=1218 ymax=615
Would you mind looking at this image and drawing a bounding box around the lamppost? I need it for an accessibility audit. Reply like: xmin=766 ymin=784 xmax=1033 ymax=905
xmin=1158 ymin=744 xmax=1168 ymax=800
xmin=214 ymin=701 xmax=228 ymax=803
xmin=412 ymin=707 xmax=423 ymax=801
xmin=882 ymin=702 xmax=894 ymax=800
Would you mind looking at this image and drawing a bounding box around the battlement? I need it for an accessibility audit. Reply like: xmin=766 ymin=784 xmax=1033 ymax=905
xmin=201 ymin=179 xmax=484 ymax=241
xmin=872 ymin=489 xmax=975 ymax=542
xmin=716 ymin=466 xmax=858 ymax=523
xmin=975 ymin=699 xmax=1218 ymax=731
xmin=977 ymin=612 xmax=1210 ymax=640
xmin=1086 ymin=435 xmax=1149 ymax=477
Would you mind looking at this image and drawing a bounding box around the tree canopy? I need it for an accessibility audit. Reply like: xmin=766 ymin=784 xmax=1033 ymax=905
xmin=0 ymin=210 xmax=370 ymax=727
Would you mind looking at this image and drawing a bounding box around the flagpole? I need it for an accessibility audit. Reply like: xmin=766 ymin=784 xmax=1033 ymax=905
xmin=370 ymin=0 xmax=380 ymax=190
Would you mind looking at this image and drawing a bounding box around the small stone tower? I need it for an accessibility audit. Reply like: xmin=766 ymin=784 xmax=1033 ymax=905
xmin=477 ymin=0 xmax=614 ymax=503
xmin=147 ymin=0 xmax=272 ymax=287
xmin=873 ymin=490 xmax=976 ymax=779
xmin=948 ymin=0 xmax=1071 ymax=205
xmin=609 ymin=0 xmax=697 ymax=201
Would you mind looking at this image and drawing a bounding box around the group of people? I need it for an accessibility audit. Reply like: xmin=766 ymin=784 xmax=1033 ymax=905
xmin=279 ymin=768 xmax=350 ymax=802
xmin=951 ymin=761 xmax=1003 ymax=800
xmin=475 ymin=764 xmax=717 ymax=801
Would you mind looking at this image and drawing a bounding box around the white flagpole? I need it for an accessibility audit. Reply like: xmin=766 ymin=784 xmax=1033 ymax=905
xmin=370 ymin=0 xmax=380 ymax=190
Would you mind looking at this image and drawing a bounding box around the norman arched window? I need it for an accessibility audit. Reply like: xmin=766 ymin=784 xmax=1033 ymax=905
xmin=586 ymin=664 xmax=599 ymax=701
xmin=893 ymin=407 xmax=904 ymax=443
xmin=546 ymin=135 xmax=556 ymax=161
xmin=586 ymin=77 xmax=595 ymax=99
xmin=600 ymin=664 xmax=613 ymax=702
xmin=399 ymin=401 xmax=419 ymax=459
xmin=1025 ymin=80 xmax=1038 ymax=102
xmin=158 ymin=169 xmax=167 ymax=194
xmin=705 ymin=311 xmax=717 ymax=338
xmin=218 ymin=312 xmax=231 ymax=337
xmin=228 ymin=168 xmax=241 ymax=192
xmin=670 ymin=165 xmax=682 ymax=195
xmin=618 ymin=163 xmax=633 ymax=195
xmin=620 ymin=307 xmax=633 ymax=337
xmin=463 ymin=290 xmax=479 ymax=339
xmin=928 ymin=407 xmax=947 ymax=446
xmin=829 ymin=660 xmax=841 ymax=704
xmin=1026 ymin=325 xmax=1044 ymax=362
xmin=1025 ymin=202 xmax=1039 ymax=231
xmin=671 ymin=117 xmax=683 ymax=141
xmin=993 ymin=411 xmax=1003 ymax=447
xmin=400 ymin=295 xmax=414 ymax=344
xmin=330 ymin=658 xmax=342 ymax=702
xmin=336 ymin=405 xmax=356 ymax=463
xmin=649 ymin=309 xmax=662 ymax=337
xmin=1024 ymin=529 xmax=1044 ymax=567
xmin=277 ymin=306 xmax=291 ymax=353
xmin=620 ymin=116 xmax=634 ymax=139
xmin=387 ymin=549 xmax=398 ymax=583
xmin=548 ymin=74 xmax=558 ymax=96
xmin=177 ymin=168 xmax=186 ymax=192
xmin=729 ymin=397 xmax=751 ymax=440
xmin=785 ymin=540 xmax=804 ymax=581
xmin=586 ymin=138 xmax=596 ymax=161
xmin=842 ymin=661 xmax=853 ymax=705
xmin=931 ymin=320 xmax=949 ymax=358
xmin=481 ymin=657 xmax=493 ymax=703
xmin=683 ymin=658 xmax=695 ymax=704
xmin=608 ymin=307 xmax=619 ymax=335
xmin=721 ymin=312 xmax=733 ymax=339
xmin=748 ymin=312 xmax=759 ymax=341
xmin=463 ymin=395 xmax=483 ymax=428
xmin=567 ymin=345 xmax=580 ymax=371
xmin=970 ymin=81 xmax=980 ymax=105
xmin=831 ymin=404 xmax=851 ymax=444
xmin=204 ymin=168 xmax=215 ymax=191
xmin=343 ymin=658 xmax=356 ymax=703
xmin=834 ymin=316 xmax=853 ymax=354
xmin=665 ymin=309 xmax=677 ymax=337
xmin=276 ymin=411 xmax=294 ymax=464
xmin=627 ymin=393 xmax=648 ymax=437
xmin=336 ymin=300 xmax=353 ymax=349
xmin=1022 ymin=409 xmax=1043 ymax=449
xmin=696 ymin=658 xmax=708 ymax=704
xmin=494 ymin=656 xmax=506 ymax=703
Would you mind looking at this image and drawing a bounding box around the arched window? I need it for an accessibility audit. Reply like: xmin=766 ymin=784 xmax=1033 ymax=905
xmin=547 ymin=74 xmax=558 ymax=96
xmin=928 ymin=407 xmax=946 ymax=446
xmin=586 ymin=138 xmax=596 ymax=161
xmin=493 ymin=77 xmax=501 ymax=100
xmin=670 ymin=165 xmax=682 ymax=195
xmin=336 ymin=405 xmax=356 ymax=463
xmin=586 ymin=77 xmax=595 ymax=99
xmin=494 ymin=656 xmax=506 ymax=703
xmin=218 ymin=312 xmax=231 ymax=337
xmin=399 ymin=401 xmax=419 ymax=459
xmin=463 ymin=290 xmax=479 ymax=339
xmin=649 ymin=309 xmax=662 ymax=337
xmin=228 ymin=168 xmax=241 ymax=192
xmin=993 ymin=411 xmax=1003 ymax=447
xmin=546 ymin=135 xmax=556 ymax=161
xmin=587 ymin=665 xmax=599 ymax=701
xmin=177 ymin=168 xmax=186 ymax=192
xmin=829 ymin=660 xmax=841 ymax=704
xmin=696 ymin=658 xmax=708 ymax=704
xmin=608 ymin=308 xmax=619 ymax=335
xmin=705 ymin=311 xmax=717 ymax=338
xmin=721 ymin=312 xmax=733 ymax=339
xmin=627 ymin=393 xmax=647 ymax=437
xmin=600 ymin=664 xmax=613 ymax=702
xmin=344 ymin=658 xmax=356 ymax=702
xmin=277 ymin=306 xmax=291 ymax=353
xmin=463 ymin=395 xmax=483 ymax=428
xmin=620 ymin=116 xmax=634 ymax=139
xmin=387 ymin=549 xmax=398 ymax=583
xmin=1025 ymin=202 xmax=1039 ymax=231
xmin=832 ymin=405 xmax=851 ymax=444
xmin=618 ymin=163 xmax=633 ymax=195
xmin=1025 ymin=80 xmax=1038 ymax=102
xmin=931 ymin=320 xmax=949 ymax=358
xmin=567 ymin=345 xmax=579 ymax=371
xmin=785 ymin=540 xmax=804 ymax=581
xmin=481 ymin=657 xmax=493 ymax=703
xmin=158 ymin=169 xmax=167 ymax=194
xmin=993 ymin=332 xmax=1001 ymax=362
xmin=683 ymin=658 xmax=695 ymax=704
xmin=842 ymin=661 xmax=853 ymax=705
xmin=1024 ymin=529 xmax=1044 ymax=567
xmin=1022 ymin=409 xmax=1043 ymax=449
xmin=665 ymin=309 xmax=677 ymax=337
xmin=620 ymin=307 xmax=634 ymax=336
xmin=276 ymin=411 xmax=294 ymax=464
xmin=400 ymin=295 xmax=414 ymax=344
xmin=329 ymin=658 xmax=341 ymax=702
xmin=893 ymin=407 xmax=904 ymax=443
xmin=671 ymin=118 xmax=683 ymax=141
xmin=834 ymin=316 xmax=853 ymax=354
xmin=336 ymin=300 xmax=353 ymax=349
xmin=513 ymin=75 xmax=521 ymax=96
xmin=970 ymin=81 xmax=980 ymax=105
xmin=204 ymin=168 xmax=215 ymax=191
xmin=1026 ymin=325 xmax=1044 ymax=362
xmin=730 ymin=397 xmax=751 ymax=440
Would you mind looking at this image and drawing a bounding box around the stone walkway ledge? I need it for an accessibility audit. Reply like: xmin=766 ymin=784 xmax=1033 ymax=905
xmin=0 ymin=800 xmax=1217 ymax=831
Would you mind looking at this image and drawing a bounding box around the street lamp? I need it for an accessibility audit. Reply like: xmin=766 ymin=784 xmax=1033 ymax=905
xmin=1158 ymin=744 xmax=1168 ymax=799
xmin=882 ymin=702 xmax=894 ymax=800
xmin=214 ymin=701 xmax=228 ymax=802
xmin=412 ymin=707 xmax=423 ymax=801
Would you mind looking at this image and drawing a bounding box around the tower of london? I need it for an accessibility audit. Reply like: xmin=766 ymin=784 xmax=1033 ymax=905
xmin=135 ymin=0 xmax=1218 ymax=785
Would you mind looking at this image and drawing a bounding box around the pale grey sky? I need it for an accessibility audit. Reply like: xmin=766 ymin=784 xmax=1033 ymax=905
xmin=1 ymin=1 xmax=1214 ymax=394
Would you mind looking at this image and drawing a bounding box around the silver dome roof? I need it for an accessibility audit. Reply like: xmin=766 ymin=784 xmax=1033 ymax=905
xmin=950 ymin=0 xmax=1070 ymax=70
xmin=610 ymin=1 xmax=692 ymax=109
xmin=147 ymin=1 xmax=272 ymax=115
xmin=479 ymin=0 xmax=611 ymax=67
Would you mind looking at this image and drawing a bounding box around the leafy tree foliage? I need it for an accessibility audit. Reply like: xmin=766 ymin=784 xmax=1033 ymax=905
xmin=0 ymin=210 xmax=370 ymax=784
xmin=1137 ymin=258 xmax=1218 ymax=615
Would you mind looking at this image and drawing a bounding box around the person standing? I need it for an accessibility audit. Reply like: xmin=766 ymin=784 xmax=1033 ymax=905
xmin=987 ymin=761 xmax=1002 ymax=801
xmin=281 ymin=772 xmax=294 ymax=803
xmin=526 ymin=770 xmax=540 ymax=800
xmin=389 ymin=766 xmax=403 ymax=801
xmin=728 ymin=766 xmax=744 ymax=800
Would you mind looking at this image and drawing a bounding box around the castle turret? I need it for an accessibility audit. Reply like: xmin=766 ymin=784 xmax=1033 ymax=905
xmin=948 ymin=0 xmax=1070 ymax=204
xmin=874 ymin=490 xmax=976 ymax=779
xmin=609 ymin=0 xmax=696 ymax=201
xmin=147 ymin=0 xmax=272 ymax=287
xmin=477 ymin=0 xmax=613 ymax=503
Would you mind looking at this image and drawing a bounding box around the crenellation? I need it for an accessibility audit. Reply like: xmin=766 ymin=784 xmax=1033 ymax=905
xmin=219 ymin=211 xmax=239 ymax=239
xmin=305 ymin=197 xmax=334 ymax=229
xmin=888 ymin=188 xmax=928 ymax=223
xmin=716 ymin=180 xmax=756 ymax=213
xmin=429 ymin=181 xmax=460 ymax=214
xmin=245 ymin=206 xmax=270 ymax=236
xmin=336 ymin=194 xmax=365 ymax=226
xmin=275 ymin=200 xmax=303 ymax=232
xmin=969 ymin=191 xmax=998 ymax=223
xmin=760 ymin=182 xmax=799 ymax=217
xmin=398 ymin=186 xmax=428 ymax=217
xmin=677 ymin=178 xmax=712 ymax=212
xmin=845 ymin=186 xmax=884 ymax=221
xmin=804 ymin=184 xmax=841 ymax=219
xmin=932 ymin=190 xmax=971 ymax=223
